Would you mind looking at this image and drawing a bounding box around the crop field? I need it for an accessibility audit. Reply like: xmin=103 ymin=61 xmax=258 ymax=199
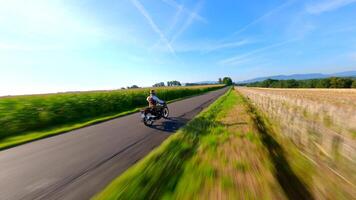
xmin=0 ymin=85 xmax=224 ymax=149
xmin=238 ymin=87 xmax=356 ymax=198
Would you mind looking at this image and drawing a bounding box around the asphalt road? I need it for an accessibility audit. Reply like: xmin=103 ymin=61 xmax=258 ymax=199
xmin=0 ymin=87 xmax=228 ymax=200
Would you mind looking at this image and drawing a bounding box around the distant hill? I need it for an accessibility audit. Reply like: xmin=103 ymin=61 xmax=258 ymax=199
xmin=183 ymin=81 xmax=218 ymax=86
xmin=194 ymin=81 xmax=218 ymax=84
xmin=238 ymin=70 xmax=356 ymax=84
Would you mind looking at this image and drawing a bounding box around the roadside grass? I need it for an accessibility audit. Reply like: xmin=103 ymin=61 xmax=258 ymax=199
xmin=95 ymin=89 xmax=315 ymax=200
xmin=0 ymin=85 xmax=224 ymax=150
xmin=93 ymin=89 xmax=232 ymax=200
xmin=172 ymin=90 xmax=285 ymax=200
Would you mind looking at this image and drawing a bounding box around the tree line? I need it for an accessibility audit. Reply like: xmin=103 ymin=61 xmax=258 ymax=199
xmin=154 ymin=77 xmax=234 ymax=87
xmin=122 ymin=77 xmax=234 ymax=89
xmin=244 ymin=77 xmax=356 ymax=88
xmin=218 ymin=77 xmax=233 ymax=85
xmin=153 ymin=81 xmax=182 ymax=87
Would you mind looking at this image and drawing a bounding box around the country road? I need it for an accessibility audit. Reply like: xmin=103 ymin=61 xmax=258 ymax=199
xmin=0 ymin=87 xmax=228 ymax=200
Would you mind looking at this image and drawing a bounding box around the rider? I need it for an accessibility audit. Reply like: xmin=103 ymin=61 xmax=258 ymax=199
xmin=147 ymin=90 xmax=164 ymax=114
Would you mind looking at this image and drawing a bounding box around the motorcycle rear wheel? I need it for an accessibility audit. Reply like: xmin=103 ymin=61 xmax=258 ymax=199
xmin=143 ymin=117 xmax=154 ymax=126
xmin=163 ymin=107 xmax=169 ymax=118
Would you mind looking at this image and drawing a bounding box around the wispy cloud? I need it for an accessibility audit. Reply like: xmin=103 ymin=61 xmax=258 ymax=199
xmin=167 ymin=39 xmax=253 ymax=53
xmin=219 ymin=39 xmax=299 ymax=65
xmin=130 ymin=0 xmax=175 ymax=55
xmin=149 ymin=3 xmax=184 ymax=52
xmin=165 ymin=3 xmax=184 ymax=35
xmin=306 ymin=0 xmax=356 ymax=14
xmin=150 ymin=0 xmax=206 ymax=53
xmin=161 ymin=0 xmax=207 ymax=23
xmin=204 ymin=39 xmax=253 ymax=53
xmin=169 ymin=1 xmax=205 ymax=45
xmin=211 ymin=0 xmax=295 ymax=52
xmin=231 ymin=0 xmax=296 ymax=36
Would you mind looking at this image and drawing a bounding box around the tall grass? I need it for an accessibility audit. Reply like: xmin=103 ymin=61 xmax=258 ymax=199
xmin=0 ymin=85 xmax=224 ymax=140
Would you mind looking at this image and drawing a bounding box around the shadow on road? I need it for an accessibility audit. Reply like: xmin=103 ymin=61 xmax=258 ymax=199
xmin=149 ymin=117 xmax=189 ymax=133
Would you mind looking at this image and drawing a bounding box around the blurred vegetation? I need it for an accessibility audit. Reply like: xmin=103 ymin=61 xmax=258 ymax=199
xmin=167 ymin=81 xmax=182 ymax=86
xmin=95 ymin=89 xmax=318 ymax=200
xmin=0 ymin=85 xmax=224 ymax=141
xmin=94 ymin=88 xmax=233 ymax=200
xmin=218 ymin=77 xmax=233 ymax=85
xmin=222 ymin=77 xmax=233 ymax=85
xmin=243 ymin=77 xmax=356 ymax=88
xmin=153 ymin=82 xmax=165 ymax=87
xmin=153 ymin=81 xmax=182 ymax=87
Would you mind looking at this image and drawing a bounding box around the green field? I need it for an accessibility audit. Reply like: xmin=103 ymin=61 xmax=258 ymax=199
xmin=0 ymin=85 xmax=224 ymax=150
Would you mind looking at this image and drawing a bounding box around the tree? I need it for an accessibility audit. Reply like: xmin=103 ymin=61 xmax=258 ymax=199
xmin=330 ymin=77 xmax=352 ymax=88
xmin=352 ymin=80 xmax=356 ymax=88
xmin=167 ymin=80 xmax=181 ymax=86
xmin=285 ymin=79 xmax=299 ymax=88
xmin=340 ymin=78 xmax=352 ymax=88
xmin=218 ymin=78 xmax=222 ymax=84
xmin=127 ymin=85 xmax=139 ymax=89
xmin=315 ymin=79 xmax=330 ymax=88
xmin=153 ymin=82 xmax=165 ymax=87
xmin=261 ymin=79 xmax=278 ymax=87
xmin=222 ymin=77 xmax=233 ymax=85
xmin=246 ymin=77 xmax=355 ymax=88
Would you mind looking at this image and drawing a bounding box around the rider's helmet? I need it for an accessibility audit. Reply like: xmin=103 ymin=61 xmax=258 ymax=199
xmin=150 ymin=90 xmax=156 ymax=95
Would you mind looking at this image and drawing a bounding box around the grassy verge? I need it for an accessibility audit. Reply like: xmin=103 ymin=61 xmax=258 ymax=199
xmin=95 ymin=89 xmax=315 ymax=200
xmin=94 ymin=89 xmax=233 ymax=200
xmin=0 ymin=86 xmax=224 ymax=150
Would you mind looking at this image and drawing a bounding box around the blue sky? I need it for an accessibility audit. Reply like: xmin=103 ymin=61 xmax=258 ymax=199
xmin=1 ymin=0 xmax=356 ymax=95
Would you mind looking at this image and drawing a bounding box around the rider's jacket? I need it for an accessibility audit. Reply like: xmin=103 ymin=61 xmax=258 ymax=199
xmin=147 ymin=95 xmax=164 ymax=107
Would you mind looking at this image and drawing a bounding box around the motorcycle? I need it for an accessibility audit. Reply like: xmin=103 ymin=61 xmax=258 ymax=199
xmin=141 ymin=102 xmax=169 ymax=126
